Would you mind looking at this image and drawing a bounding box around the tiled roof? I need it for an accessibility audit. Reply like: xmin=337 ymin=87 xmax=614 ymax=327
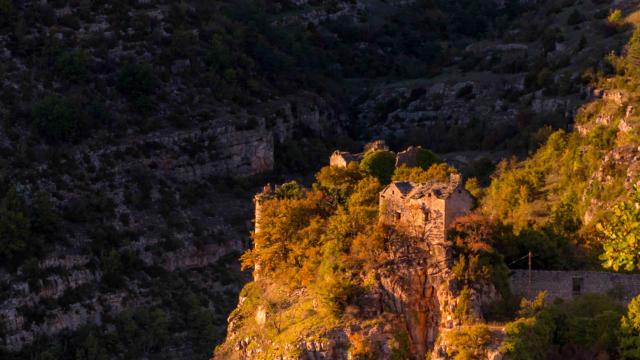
xmin=393 ymin=181 xmax=414 ymax=195
xmin=383 ymin=175 xmax=462 ymax=200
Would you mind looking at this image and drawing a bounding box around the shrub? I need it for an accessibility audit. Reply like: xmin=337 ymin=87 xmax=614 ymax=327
xmin=597 ymin=186 xmax=640 ymax=271
xmin=0 ymin=189 xmax=31 ymax=264
xmin=348 ymin=332 xmax=376 ymax=359
xmin=317 ymin=275 xmax=358 ymax=317
xmin=627 ymin=28 xmax=640 ymax=76
xmin=608 ymin=9 xmax=622 ymax=26
xmin=55 ymin=50 xmax=88 ymax=82
xmin=392 ymin=163 xmax=457 ymax=183
xmin=503 ymin=294 xmax=624 ymax=359
xmin=444 ymin=324 xmax=493 ymax=359
xmin=32 ymin=96 xmax=80 ymax=141
xmin=359 ymin=150 xmax=396 ymax=184
xmin=415 ymin=147 xmax=439 ymax=169
xmin=389 ymin=331 xmax=411 ymax=360
xmin=501 ymin=312 xmax=555 ymax=360
xmin=454 ymin=286 xmax=473 ymax=322
xmin=620 ymin=294 xmax=640 ymax=359
xmin=275 ymin=181 xmax=305 ymax=200
xmin=116 ymin=63 xmax=155 ymax=99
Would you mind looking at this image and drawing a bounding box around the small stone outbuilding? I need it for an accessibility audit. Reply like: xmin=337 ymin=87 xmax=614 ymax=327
xmin=330 ymin=141 xmax=434 ymax=170
xmin=329 ymin=151 xmax=363 ymax=168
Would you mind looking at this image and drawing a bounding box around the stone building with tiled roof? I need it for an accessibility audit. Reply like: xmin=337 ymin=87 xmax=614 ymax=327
xmin=379 ymin=174 xmax=473 ymax=246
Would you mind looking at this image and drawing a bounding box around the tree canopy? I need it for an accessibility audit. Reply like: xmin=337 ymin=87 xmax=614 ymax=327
xmin=359 ymin=150 xmax=396 ymax=185
xmin=598 ymin=186 xmax=640 ymax=271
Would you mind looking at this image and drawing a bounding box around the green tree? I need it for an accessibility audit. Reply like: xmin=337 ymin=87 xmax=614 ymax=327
xmin=74 ymin=332 xmax=108 ymax=360
xmin=415 ymin=147 xmax=440 ymax=169
xmin=501 ymin=311 xmax=555 ymax=360
xmin=55 ymin=49 xmax=88 ymax=82
xmin=0 ymin=0 xmax=14 ymax=28
xmin=116 ymin=63 xmax=154 ymax=99
xmin=620 ymin=295 xmax=640 ymax=359
xmin=0 ymin=188 xmax=31 ymax=262
xmin=275 ymin=181 xmax=304 ymax=200
xmin=392 ymin=163 xmax=457 ymax=183
xmin=597 ymin=186 xmax=640 ymax=271
xmin=31 ymin=191 xmax=60 ymax=234
xmin=359 ymin=150 xmax=396 ymax=184
xmin=465 ymin=177 xmax=482 ymax=199
xmin=444 ymin=324 xmax=493 ymax=360
xmin=627 ymin=28 xmax=640 ymax=76
xmin=32 ymin=96 xmax=79 ymax=141
xmin=608 ymin=9 xmax=623 ymax=26
xmin=101 ymin=250 xmax=125 ymax=288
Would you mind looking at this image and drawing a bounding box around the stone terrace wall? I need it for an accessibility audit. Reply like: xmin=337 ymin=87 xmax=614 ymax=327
xmin=509 ymin=270 xmax=640 ymax=303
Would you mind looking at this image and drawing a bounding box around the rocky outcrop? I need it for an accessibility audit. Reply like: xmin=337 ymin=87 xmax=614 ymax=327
xmin=355 ymin=74 xmax=585 ymax=145
xmin=583 ymin=145 xmax=640 ymax=223
xmin=219 ymin=226 xmax=499 ymax=360
xmin=67 ymin=92 xmax=342 ymax=182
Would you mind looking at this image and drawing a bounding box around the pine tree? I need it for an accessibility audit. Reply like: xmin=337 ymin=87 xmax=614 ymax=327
xmin=627 ymin=28 xmax=640 ymax=76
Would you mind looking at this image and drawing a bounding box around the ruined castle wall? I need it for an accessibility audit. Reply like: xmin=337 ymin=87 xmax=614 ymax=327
xmin=405 ymin=196 xmax=446 ymax=243
xmin=380 ymin=190 xmax=446 ymax=243
xmin=395 ymin=147 xmax=419 ymax=167
xmin=379 ymin=186 xmax=408 ymax=226
xmin=509 ymin=270 xmax=640 ymax=303
xmin=444 ymin=190 xmax=473 ymax=228
xmin=330 ymin=152 xmax=349 ymax=168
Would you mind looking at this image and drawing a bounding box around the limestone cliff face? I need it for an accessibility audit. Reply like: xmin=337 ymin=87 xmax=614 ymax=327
xmin=574 ymin=87 xmax=640 ymax=224
xmin=355 ymin=75 xmax=585 ymax=148
xmin=217 ymin=235 xmax=499 ymax=360
xmin=69 ymin=91 xmax=341 ymax=181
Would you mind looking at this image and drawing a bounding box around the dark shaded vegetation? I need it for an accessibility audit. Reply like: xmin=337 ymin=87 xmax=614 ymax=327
xmin=502 ymin=293 xmax=627 ymax=359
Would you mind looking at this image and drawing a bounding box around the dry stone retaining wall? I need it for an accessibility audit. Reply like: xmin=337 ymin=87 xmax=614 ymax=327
xmin=509 ymin=270 xmax=640 ymax=303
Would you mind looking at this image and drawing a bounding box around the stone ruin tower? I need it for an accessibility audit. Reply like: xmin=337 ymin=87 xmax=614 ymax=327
xmin=252 ymin=184 xmax=274 ymax=279
xmin=376 ymin=174 xmax=477 ymax=358
xmin=378 ymin=174 xmax=473 ymax=261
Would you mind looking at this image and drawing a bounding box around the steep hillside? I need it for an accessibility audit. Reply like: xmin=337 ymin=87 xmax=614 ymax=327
xmin=479 ymin=22 xmax=640 ymax=270
xmin=1 ymin=0 xmax=639 ymax=359
xmin=216 ymin=4 xmax=640 ymax=360
xmin=0 ymin=1 xmax=347 ymax=358
xmin=353 ymin=0 xmax=639 ymax=153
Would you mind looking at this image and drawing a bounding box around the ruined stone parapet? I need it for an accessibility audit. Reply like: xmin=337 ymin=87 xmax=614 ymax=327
xmin=364 ymin=139 xmax=389 ymax=153
xmin=330 ymin=151 xmax=363 ymax=168
xmin=254 ymin=184 xmax=274 ymax=236
xmin=329 ymin=140 xmax=389 ymax=168
xmin=395 ymin=146 xmax=420 ymax=167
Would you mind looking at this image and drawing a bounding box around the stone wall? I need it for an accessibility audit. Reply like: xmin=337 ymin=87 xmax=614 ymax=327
xmin=443 ymin=188 xmax=473 ymax=228
xmin=509 ymin=270 xmax=640 ymax=303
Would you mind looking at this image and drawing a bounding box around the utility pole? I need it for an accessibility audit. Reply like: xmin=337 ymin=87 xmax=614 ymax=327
xmin=528 ymin=251 xmax=532 ymax=298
